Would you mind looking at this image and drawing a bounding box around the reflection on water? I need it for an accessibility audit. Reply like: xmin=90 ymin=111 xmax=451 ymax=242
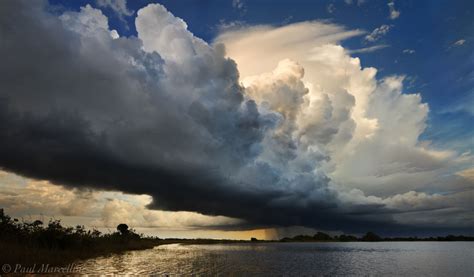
xmin=76 ymin=242 xmax=474 ymax=275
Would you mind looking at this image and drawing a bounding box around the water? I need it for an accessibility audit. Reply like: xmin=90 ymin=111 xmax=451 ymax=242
xmin=76 ymin=242 xmax=474 ymax=276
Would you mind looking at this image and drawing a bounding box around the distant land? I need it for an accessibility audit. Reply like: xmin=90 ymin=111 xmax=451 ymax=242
xmin=277 ymin=231 xmax=474 ymax=242
xmin=1 ymin=209 xmax=473 ymax=267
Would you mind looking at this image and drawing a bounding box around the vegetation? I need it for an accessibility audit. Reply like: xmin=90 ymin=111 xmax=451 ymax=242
xmin=279 ymin=231 xmax=474 ymax=242
xmin=0 ymin=209 xmax=162 ymax=266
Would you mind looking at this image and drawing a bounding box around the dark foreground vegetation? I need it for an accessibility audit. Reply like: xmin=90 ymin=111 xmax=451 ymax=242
xmin=279 ymin=231 xmax=474 ymax=242
xmin=0 ymin=209 xmax=167 ymax=266
xmin=1 ymin=209 xmax=473 ymax=267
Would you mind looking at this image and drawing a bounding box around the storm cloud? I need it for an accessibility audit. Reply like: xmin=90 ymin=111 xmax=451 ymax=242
xmin=0 ymin=0 xmax=472 ymax=235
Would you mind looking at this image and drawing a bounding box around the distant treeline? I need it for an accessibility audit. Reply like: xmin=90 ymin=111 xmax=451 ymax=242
xmin=279 ymin=231 xmax=474 ymax=242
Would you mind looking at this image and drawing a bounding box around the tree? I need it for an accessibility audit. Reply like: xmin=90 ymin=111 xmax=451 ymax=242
xmin=117 ymin=224 xmax=129 ymax=235
xmin=361 ymin=232 xmax=381 ymax=241
xmin=313 ymin=232 xmax=332 ymax=241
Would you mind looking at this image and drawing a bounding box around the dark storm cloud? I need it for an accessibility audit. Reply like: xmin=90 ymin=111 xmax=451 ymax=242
xmin=0 ymin=0 xmax=470 ymax=235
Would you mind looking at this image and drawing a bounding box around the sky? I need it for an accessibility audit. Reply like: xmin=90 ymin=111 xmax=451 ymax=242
xmin=0 ymin=0 xmax=472 ymax=239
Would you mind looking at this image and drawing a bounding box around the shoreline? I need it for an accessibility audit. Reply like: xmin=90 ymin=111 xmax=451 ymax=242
xmin=3 ymin=236 xmax=473 ymax=268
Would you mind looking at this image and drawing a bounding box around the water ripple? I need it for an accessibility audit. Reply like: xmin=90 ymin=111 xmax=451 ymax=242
xmin=75 ymin=242 xmax=474 ymax=276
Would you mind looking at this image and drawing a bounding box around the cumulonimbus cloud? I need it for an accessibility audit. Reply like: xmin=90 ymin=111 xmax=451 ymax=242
xmin=0 ymin=0 xmax=472 ymax=235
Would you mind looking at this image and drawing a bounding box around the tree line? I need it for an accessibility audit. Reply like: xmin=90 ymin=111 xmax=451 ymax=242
xmin=278 ymin=231 xmax=474 ymax=242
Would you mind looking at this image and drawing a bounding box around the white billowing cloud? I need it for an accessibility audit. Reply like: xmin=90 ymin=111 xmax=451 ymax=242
xmin=403 ymin=49 xmax=415 ymax=54
xmin=60 ymin=4 xmax=121 ymax=40
xmin=60 ymin=4 xmax=109 ymax=36
xmin=244 ymin=59 xmax=307 ymax=123
xmin=136 ymin=4 xmax=199 ymax=62
xmin=388 ymin=1 xmax=400 ymax=20
xmin=329 ymin=76 xmax=452 ymax=195
xmin=97 ymin=0 xmax=133 ymax=17
xmin=365 ymin=24 xmax=391 ymax=42
xmin=243 ymin=59 xmax=327 ymax=187
xmin=217 ymin=22 xmax=473 ymax=227
xmin=110 ymin=29 xmax=119 ymax=39
xmin=216 ymin=21 xmax=364 ymax=77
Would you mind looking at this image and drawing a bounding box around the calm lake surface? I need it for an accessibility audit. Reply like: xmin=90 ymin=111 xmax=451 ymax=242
xmin=76 ymin=242 xmax=474 ymax=276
